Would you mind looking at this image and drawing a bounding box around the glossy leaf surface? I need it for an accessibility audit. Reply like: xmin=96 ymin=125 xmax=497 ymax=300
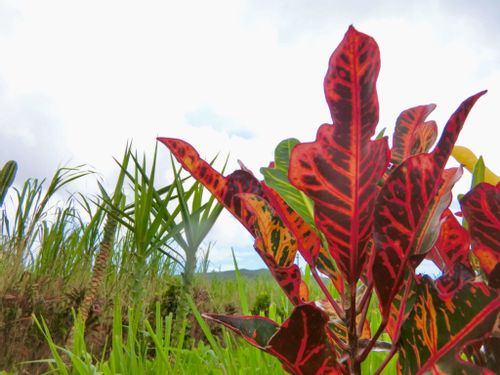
xmin=428 ymin=209 xmax=471 ymax=272
xmin=239 ymin=193 xmax=308 ymax=304
xmin=373 ymin=91 xmax=485 ymax=317
xmin=289 ymin=26 xmax=389 ymax=283
xmin=391 ymin=104 xmax=437 ymax=166
xmin=461 ymin=182 xmax=500 ymax=285
xmin=398 ymin=277 xmax=500 ymax=374
xmin=157 ymin=138 xmax=263 ymax=234
xmin=205 ymin=303 xmax=342 ymax=375
xmin=159 ymin=138 xmax=307 ymax=303
xmin=261 ymin=138 xmax=315 ymax=228
xmin=262 ymin=184 xmax=344 ymax=293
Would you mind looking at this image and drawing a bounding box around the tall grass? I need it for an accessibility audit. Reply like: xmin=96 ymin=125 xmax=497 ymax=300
xmin=0 ymin=143 xmax=395 ymax=374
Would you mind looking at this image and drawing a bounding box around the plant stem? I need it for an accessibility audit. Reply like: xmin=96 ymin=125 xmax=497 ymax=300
xmin=347 ymin=281 xmax=360 ymax=375
xmin=174 ymin=245 xmax=197 ymax=344
xmin=357 ymin=317 xmax=387 ymax=363
xmin=373 ymin=277 xmax=412 ymax=373
xmin=326 ymin=325 xmax=349 ymax=352
xmin=374 ymin=346 xmax=397 ymax=375
xmin=311 ymin=268 xmax=344 ymax=319
xmin=357 ymin=284 xmax=372 ymax=337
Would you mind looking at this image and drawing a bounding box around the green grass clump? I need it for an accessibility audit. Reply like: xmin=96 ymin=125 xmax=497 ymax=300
xmin=0 ymin=145 xmax=395 ymax=374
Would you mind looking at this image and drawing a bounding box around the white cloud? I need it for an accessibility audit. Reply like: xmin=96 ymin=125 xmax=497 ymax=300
xmin=0 ymin=0 xmax=498 ymax=270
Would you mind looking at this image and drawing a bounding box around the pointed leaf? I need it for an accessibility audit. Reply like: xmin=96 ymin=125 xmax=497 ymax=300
xmin=157 ymin=138 xmax=264 ymax=234
xmin=391 ymin=104 xmax=437 ymax=166
xmin=398 ymin=277 xmax=500 ymax=374
xmin=374 ymin=166 xmax=463 ymax=316
xmin=373 ymin=90 xmax=485 ymax=317
xmin=262 ymin=184 xmax=344 ymax=293
xmin=461 ymin=182 xmax=500 ymax=281
xmin=471 ymin=156 xmax=486 ymax=188
xmin=289 ymin=26 xmax=390 ymax=283
xmin=239 ymin=193 xmax=308 ymax=304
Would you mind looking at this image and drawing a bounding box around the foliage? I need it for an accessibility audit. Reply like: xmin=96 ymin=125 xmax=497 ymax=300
xmin=159 ymin=25 xmax=499 ymax=374
xmin=0 ymin=146 xmax=243 ymax=373
xmin=0 ymin=160 xmax=17 ymax=207
xmin=452 ymin=145 xmax=500 ymax=185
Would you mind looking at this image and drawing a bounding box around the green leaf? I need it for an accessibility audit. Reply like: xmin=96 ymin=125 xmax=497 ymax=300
xmin=261 ymin=138 xmax=316 ymax=229
xmin=471 ymin=156 xmax=486 ymax=188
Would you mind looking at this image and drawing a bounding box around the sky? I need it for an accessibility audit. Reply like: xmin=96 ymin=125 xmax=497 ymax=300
xmin=0 ymin=0 xmax=498 ymax=271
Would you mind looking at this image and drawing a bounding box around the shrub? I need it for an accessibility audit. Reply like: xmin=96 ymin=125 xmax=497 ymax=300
xmin=159 ymin=26 xmax=499 ymax=374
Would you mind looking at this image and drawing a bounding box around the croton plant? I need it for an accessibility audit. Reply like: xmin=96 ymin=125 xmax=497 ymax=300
xmin=158 ymin=26 xmax=499 ymax=374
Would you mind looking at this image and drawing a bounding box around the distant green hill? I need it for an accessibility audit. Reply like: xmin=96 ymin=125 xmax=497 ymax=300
xmin=202 ymin=268 xmax=271 ymax=280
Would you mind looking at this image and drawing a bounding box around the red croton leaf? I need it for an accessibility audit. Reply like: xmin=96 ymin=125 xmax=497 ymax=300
xmin=157 ymin=138 xmax=264 ymax=234
xmin=398 ymin=276 xmax=500 ymax=375
xmin=412 ymin=121 xmax=439 ymax=157
xmin=391 ymin=104 xmax=438 ymax=166
xmin=204 ymin=303 xmax=342 ymax=375
xmin=158 ymin=138 xmax=308 ymax=304
xmin=289 ymin=25 xmax=390 ymax=284
xmin=427 ymin=209 xmax=474 ymax=296
xmin=372 ymin=91 xmax=486 ymax=318
xmin=262 ymin=184 xmax=344 ymax=294
xmin=239 ymin=193 xmax=308 ymax=304
xmin=461 ymin=182 xmax=500 ymax=288
xmin=427 ymin=209 xmax=471 ymax=273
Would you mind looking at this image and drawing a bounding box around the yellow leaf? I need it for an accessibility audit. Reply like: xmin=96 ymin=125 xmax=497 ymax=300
xmin=451 ymin=145 xmax=499 ymax=184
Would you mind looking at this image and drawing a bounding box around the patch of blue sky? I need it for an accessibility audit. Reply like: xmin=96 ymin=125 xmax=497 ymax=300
xmin=185 ymin=108 xmax=254 ymax=139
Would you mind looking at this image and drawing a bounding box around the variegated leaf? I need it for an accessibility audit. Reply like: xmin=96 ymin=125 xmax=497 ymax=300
xmin=240 ymin=193 xmax=297 ymax=267
xmin=373 ymin=91 xmax=485 ymax=318
xmin=427 ymin=209 xmax=471 ymax=273
xmin=157 ymin=138 xmax=263 ymax=234
xmin=461 ymin=182 xmax=500 ymax=287
xmin=159 ymin=138 xmax=307 ymax=303
xmin=262 ymin=184 xmax=344 ymax=293
xmin=398 ymin=277 xmax=500 ymax=374
xmin=411 ymin=121 xmax=438 ymax=156
xmin=391 ymin=104 xmax=437 ymax=166
xmin=239 ymin=193 xmax=308 ymax=304
xmin=374 ymin=166 xmax=463 ymax=317
xmin=205 ymin=303 xmax=342 ymax=375
xmin=289 ymin=26 xmax=390 ymax=284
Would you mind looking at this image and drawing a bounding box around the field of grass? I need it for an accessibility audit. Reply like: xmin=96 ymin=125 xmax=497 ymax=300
xmin=0 ymin=152 xmax=396 ymax=374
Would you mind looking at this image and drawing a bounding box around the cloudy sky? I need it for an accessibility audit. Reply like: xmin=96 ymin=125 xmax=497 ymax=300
xmin=0 ymin=0 xmax=498 ymax=271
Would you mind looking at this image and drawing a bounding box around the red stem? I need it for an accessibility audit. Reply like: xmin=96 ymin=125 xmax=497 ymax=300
xmin=326 ymin=325 xmax=349 ymax=352
xmin=374 ymin=277 xmax=413 ymax=372
xmin=347 ymin=281 xmax=361 ymax=374
xmin=357 ymin=317 xmax=387 ymax=363
xmin=359 ymin=276 xmax=413 ymax=363
xmin=357 ymin=282 xmax=373 ymax=314
xmin=356 ymin=284 xmax=372 ymax=337
xmin=311 ymin=268 xmax=344 ymax=319
xmin=374 ymin=346 xmax=397 ymax=375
